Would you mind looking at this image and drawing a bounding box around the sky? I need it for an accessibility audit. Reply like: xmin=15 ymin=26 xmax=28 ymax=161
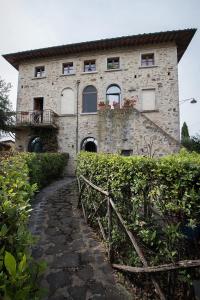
xmin=0 ymin=0 xmax=199 ymax=136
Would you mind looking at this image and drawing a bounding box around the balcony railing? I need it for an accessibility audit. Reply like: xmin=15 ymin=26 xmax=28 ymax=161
xmin=15 ymin=109 xmax=57 ymax=128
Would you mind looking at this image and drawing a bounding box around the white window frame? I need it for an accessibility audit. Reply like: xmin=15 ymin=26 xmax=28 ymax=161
xmin=84 ymin=60 xmax=96 ymax=72
xmin=140 ymin=52 xmax=155 ymax=67
xmin=107 ymin=57 xmax=120 ymax=70
xmin=62 ymin=62 xmax=75 ymax=75
xmin=34 ymin=66 xmax=45 ymax=78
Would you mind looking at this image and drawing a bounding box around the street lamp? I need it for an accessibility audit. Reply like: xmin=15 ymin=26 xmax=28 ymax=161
xmin=180 ymin=98 xmax=198 ymax=104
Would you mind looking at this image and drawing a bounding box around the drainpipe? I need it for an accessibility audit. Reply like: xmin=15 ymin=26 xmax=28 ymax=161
xmin=76 ymin=80 xmax=80 ymax=154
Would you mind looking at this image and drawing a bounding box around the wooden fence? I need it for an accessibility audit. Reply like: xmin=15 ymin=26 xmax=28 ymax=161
xmin=77 ymin=174 xmax=200 ymax=300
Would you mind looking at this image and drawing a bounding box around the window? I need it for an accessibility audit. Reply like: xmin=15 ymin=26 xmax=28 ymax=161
xmin=106 ymin=84 xmax=121 ymax=108
xmin=62 ymin=62 xmax=74 ymax=75
xmin=141 ymin=53 xmax=154 ymax=67
xmin=35 ymin=66 xmax=45 ymax=77
xmin=107 ymin=57 xmax=120 ymax=70
xmin=121 ymin=150 xmax=133 ymax=156
xmin=84 ymin=60 xmax=96 ymax=72
xmin=142 ymin=89 xmax=156 ymax=111
xmin=82 ymin=85 xmax=97 ymax=113
xmin=60 ymin=88 xmax=75 ymax=114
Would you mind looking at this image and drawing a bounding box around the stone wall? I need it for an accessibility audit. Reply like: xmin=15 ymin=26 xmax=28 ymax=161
xmin=15 ymin=42 xmax=180 ymax=174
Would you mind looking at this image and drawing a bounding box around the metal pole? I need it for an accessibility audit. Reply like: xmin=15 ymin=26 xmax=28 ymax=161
xmin=76 ymin=80 xmax=80 ymax=154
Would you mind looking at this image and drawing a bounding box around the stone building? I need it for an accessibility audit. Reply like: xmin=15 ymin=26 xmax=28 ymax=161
xmin=3 ymin=29 xmax=196 ymax=173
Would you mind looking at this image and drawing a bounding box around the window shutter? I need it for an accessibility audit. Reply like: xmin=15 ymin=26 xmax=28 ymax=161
xmin=142 ymin=89 xmax=156 ymax=110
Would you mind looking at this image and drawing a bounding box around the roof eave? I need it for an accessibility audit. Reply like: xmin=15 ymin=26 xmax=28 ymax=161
xmin=2 ymin=28 xmax=197 ymax=70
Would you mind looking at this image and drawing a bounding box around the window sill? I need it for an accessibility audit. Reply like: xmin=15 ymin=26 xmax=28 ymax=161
xmin=105 ymin=68 xmax=122 ymax=72
xmin=80 ymin=112 xmax=97 ymax=115
xmin=59 ymin=114 xmax=75 ymax=117
xmin=60 ymin=73 xmax=76 ymax=77
xmin=81 ymin=71 xmax=98 ymax=75
xmin=141 ymin=109 xmax=159 ymax=113
xmin=139 ymin=65 xmax=158 ymax=69
xmin=32 ymin=76 xmax=46 ymax=80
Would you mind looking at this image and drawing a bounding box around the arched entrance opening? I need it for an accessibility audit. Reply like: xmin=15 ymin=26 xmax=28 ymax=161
xmin=81 ymin=137 xmax=97 ymax=152
xmin=28 ymin=136 xmax=43 ymax=153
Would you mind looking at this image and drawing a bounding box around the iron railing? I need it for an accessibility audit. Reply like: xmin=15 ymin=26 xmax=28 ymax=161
xmin=15 ymin=109 xmax=57 ymax=128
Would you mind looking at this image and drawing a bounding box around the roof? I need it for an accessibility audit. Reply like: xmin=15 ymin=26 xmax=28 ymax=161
xmin=3 ymin=28 xmax=197 ymax=70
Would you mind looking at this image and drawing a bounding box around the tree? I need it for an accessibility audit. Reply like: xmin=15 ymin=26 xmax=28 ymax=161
xmin=0 ymin=77 xmax=13 ymax=136
xmin=181 ymin=122 xmax=190 ymax=141
xmin=182 ymin=134 xmax=200 ymax=153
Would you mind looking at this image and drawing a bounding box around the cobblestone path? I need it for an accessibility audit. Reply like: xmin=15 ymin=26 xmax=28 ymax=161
xmin=30 ymin=178 xmax=132 ymax=300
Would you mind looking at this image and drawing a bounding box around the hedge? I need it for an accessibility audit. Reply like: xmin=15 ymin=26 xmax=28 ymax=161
xmin=77 ymin=150 xmax=200 ymax=298
xmin=0 ymin=152 xmax=68 ymax=299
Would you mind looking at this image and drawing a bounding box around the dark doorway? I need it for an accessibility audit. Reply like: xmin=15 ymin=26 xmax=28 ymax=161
xmin=34 ymin=97 xmax=43 ymax=111
xmin=28 ymin=137 xmax=43 ymax=153
xmin=84 ymin=141 xmax=97 ymax=152
xmin=81 ymin=137 xmax=97 ymax=152
xmin=33 ymin=98 xmax=44 ymax=123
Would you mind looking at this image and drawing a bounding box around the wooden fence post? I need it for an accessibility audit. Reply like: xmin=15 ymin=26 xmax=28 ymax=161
xmin=107 ymin=197 xmax=113 ymax=263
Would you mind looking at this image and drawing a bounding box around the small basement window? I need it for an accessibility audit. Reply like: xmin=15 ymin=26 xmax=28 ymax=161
xmin=121 ymin=150 xmax=133 ymax=156
xmin=84 ymin=60 xmax=96 ymax=72
xmin=35 ymin=66 xmax=45 ymax=77
xmin=63 ymin=62 xmax=74 ymax=75
xmin=141 ymin=53 xmax=155 ymax=67
xmin=107 ymin=57 xmax=120 ymax=70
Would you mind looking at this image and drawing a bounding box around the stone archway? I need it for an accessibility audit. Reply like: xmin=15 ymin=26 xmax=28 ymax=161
xmin=81 ymin=137 xmax=97 ymax=152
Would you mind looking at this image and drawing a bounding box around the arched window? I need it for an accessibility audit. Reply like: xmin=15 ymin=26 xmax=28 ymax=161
xmin=28 ymin=137 xmax=43 ymax=153
xmin=81 ymin=137 xmax=97 ymax=152
xmin=106 ymin=84 xmax=121 ymax=108
xmin=82 ymin=85 xmax=97 ymax=113
xmin=60 ymin=88 xmax=75 ymax=114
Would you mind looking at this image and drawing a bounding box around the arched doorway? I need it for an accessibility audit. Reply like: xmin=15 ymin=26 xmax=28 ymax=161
xmin=81 ymin=137 xmax=97 ymax=152
xmin=28 ymin=137 xmax=43 ymax=153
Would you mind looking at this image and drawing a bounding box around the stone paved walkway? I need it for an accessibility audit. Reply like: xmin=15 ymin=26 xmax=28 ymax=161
xmin=29 ymin=178 xmax=132 ymax=300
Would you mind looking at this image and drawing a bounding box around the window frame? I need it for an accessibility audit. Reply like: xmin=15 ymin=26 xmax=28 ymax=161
xmin=84 ymin=60 xmax=96 ymax=72
xmin=107 ymin=57 xmax=120 ymax=70
xmin=34 ymin=66 xmax=45 ymax=78
xmin=140 ymin=53 xmax=155 ymax=67
xmin=82 ymin=85 xmax=97 ymax=113
xmin=62 ymin=62 xmax=74 ymax=75
xmin=106 ymin=84 xmax=121 ymax=108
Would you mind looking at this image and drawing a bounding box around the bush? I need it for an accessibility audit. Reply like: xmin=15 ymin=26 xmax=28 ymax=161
xmin=0 ymin=152 xmax=68 ymax=299
xmin=77 ymin=150 xmax=200 ymax=298
xmin=25 ymin=152 xmax=69 ymax=189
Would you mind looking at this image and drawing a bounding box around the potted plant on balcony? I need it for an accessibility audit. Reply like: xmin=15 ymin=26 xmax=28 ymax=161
xmin=98 ymin=101 xmax=111 ymax=110
xmin=113 ymin=101 xmax=120 ymax=109
xmin=122 ymin=96 xmax=138 ymax=108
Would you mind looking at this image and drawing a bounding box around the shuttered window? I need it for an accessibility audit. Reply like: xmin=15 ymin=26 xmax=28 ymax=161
xmin=82 ymin=86 xmax=97 ymax=113
xmin=142 ymin=89 xmax=156 ymax=111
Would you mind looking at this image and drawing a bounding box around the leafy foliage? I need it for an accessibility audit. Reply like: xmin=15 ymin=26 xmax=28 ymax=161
xmin=77 ymin=150 xmax=200 ymax=298
xmin=0 ymin=152 xmax=68 ymax=299
xmin=25 ymin=152 xmax=69 ymax=188
xmin=0 ymin=77 xmax=14 ymax=134
xmin=182 ymin=134 xmax=200 ymax=153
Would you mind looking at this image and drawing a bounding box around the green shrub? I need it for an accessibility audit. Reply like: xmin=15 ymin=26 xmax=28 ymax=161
xmin=24 ymin=152 xmax=68 ymax=189
xmin=0 ymin=152 xmax=68 ymax=299
xmin=77 ymin=150 xmax=200 ymax=297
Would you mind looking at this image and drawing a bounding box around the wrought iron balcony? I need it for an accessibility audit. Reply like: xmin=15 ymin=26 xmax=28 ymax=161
xmin=15 ymin=109 xmax=58 ymax=128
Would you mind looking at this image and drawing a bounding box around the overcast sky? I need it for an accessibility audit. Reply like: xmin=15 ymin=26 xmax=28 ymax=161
xmin=0 ymin=0 xmax=199 ymax=136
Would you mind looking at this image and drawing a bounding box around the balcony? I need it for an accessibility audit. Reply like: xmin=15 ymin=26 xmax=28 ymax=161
xmin=15 ymin=109 xmax=58 ymax=129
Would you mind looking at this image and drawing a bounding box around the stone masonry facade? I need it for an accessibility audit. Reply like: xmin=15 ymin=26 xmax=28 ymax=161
xmin=14 ymin=41 xmax=180 ymax=174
